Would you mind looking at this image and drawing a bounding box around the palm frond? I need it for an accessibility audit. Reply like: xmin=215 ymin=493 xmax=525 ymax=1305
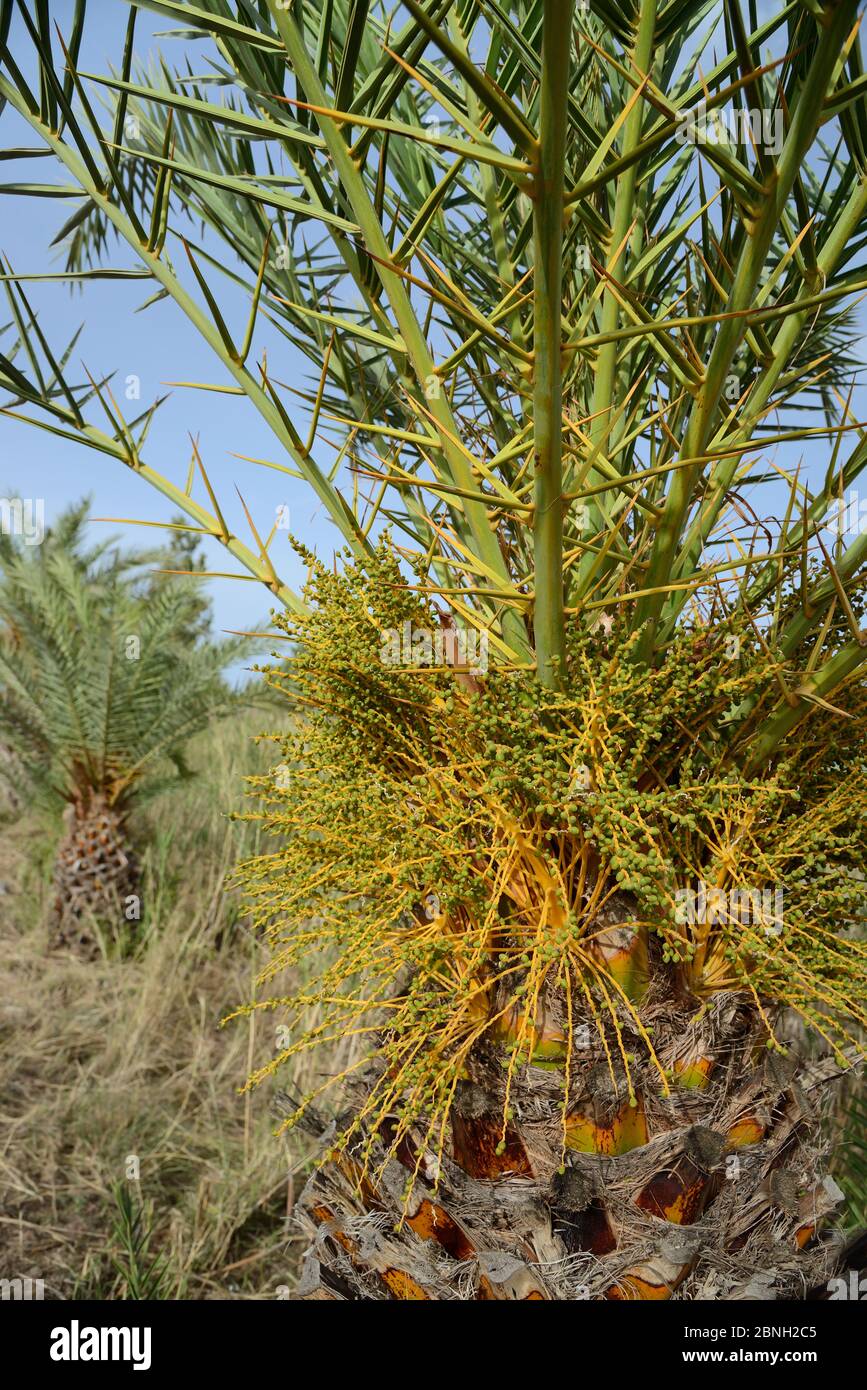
xmin=0 ymin=0 xmax=866 ymax=747
xmin=0 ymin=500 xmax=256 ymax=810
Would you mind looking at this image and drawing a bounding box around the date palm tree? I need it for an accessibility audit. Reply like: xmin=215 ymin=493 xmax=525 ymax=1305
xmin=0 ymin=502 xmax=249 ymax=955
xmin=2 ymin=0 xmax=866 ymax=1298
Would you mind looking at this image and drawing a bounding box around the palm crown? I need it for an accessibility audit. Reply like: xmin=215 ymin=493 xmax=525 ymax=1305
xmin=0 ymin=0 xmax=865 ymax=717
xmin=0 ymin=503 xmax=247 ymax=814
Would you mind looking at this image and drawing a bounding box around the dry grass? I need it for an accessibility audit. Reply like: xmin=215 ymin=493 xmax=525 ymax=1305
xmin=0 ymin=708 xmax=341 ymax=1301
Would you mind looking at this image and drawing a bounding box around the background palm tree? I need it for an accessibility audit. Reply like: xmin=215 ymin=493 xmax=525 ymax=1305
xmin=0 ymin=501 xmax=251 ymax=956
xmin=1 ymin=0 xmax=867 ymax=1299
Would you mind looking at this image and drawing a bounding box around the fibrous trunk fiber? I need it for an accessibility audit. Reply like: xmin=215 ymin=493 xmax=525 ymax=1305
xmin=293 ymin=973 xmax=851 ymax=1301
xmin=50 ymin=792 xmax=138 ymax=959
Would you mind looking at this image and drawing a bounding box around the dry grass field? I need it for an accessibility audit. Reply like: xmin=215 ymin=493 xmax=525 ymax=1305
xmin=0 ymin=709 xmax=351 ymax=1300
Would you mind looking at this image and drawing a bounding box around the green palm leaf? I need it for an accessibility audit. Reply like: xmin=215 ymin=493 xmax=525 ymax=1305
xmin=1 ymin=0 xmax=866 ymax=746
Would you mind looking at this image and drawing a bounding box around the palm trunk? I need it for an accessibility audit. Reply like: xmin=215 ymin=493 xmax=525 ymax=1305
xmin=50 ymin=790 xmax=139 ymax=959
xmin=293 ymin=915 xmax=848 ymax=1301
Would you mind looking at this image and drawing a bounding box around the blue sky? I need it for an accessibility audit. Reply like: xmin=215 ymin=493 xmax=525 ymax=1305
xmin=0 ymin=1 xmax=344 ymax=651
